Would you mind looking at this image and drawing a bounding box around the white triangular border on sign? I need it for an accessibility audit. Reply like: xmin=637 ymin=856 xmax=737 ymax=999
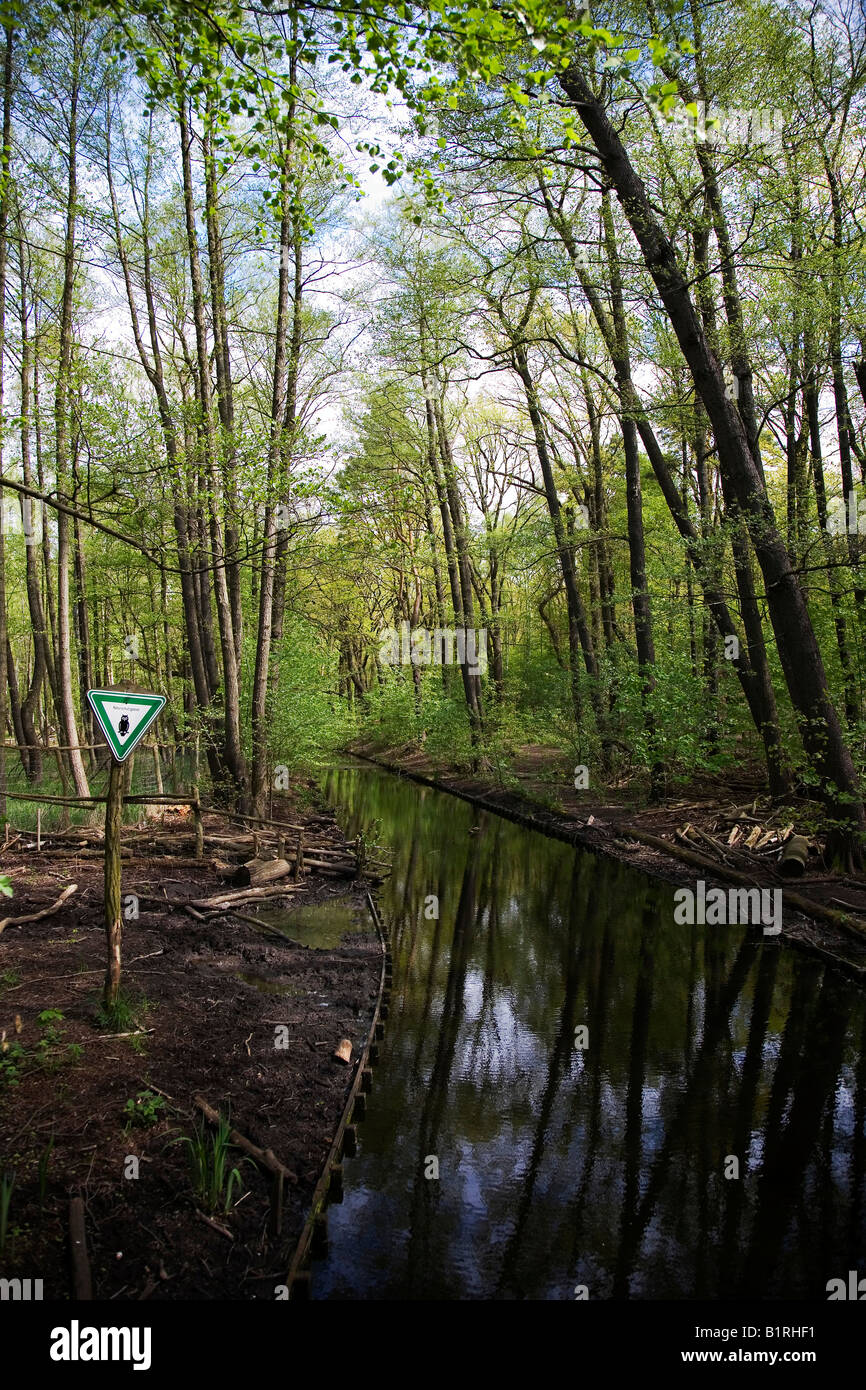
xmin=86 ymin=690 xmax=166 ymax=763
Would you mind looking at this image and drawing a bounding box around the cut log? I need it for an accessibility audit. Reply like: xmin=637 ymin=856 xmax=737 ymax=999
xmin=231 ymin=857 xmax=292 ymax=889
xmin=780 ymin=835 xmax=811 ymax=877
xmin=333 ymin=1038 xmax=352 ymax=1064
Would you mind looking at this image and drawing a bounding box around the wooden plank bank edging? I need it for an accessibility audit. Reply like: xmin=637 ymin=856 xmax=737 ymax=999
xmin=283 ymin=890 xmax=391 ymax=1298
xmin=347 ymin=750 xmax=866 ymax=982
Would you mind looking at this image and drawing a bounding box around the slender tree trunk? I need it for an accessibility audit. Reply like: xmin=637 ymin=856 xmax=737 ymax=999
xmin=203 ymin=95 xmax=242 ymax=664
xmin=602 ymin=190 xmax=662 ymax=797
xmin=512 ymin=342 xmax=602 ymax=742
xmin=805 ymin=339 xmax=858 ymax=726
xmin=0 ymin=24 xmax=12 ymax=819
xmin=432 ymin=388 xmax=484 ymax=720
xmin=53 ymin=29 xmax=89 ymax=797
xmin=824 ymin=154 xmax=866 ymax=624
xmin=6 ymin=640 xmax=27 ymax=776
xmin=178 ymin=94 xmax=246 ymax=805
xmin=251 ymin=104 xmax=297 ymax=816
xmin=420 ymin=353 xmax=483 ymax=738
xmin=17 ymin=231 xmax=49 ymax=779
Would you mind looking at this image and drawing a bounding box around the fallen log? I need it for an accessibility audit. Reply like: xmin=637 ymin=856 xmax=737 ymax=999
xmin=617 ymin=825 xmax=866 ymax=941
xmin=193 ymin=1095 xmax=296 ymax=1184
xmin=297 ymin=854 xmax=355 ymax=871
xmin=188 ymin=884 xmax=307 ymax=910
xmin=780 ymin=835 xmax=811 ymax=877
xmin=223 ymin=810 xmax=306 ymax=833
xmin=0 ymin=883 xmax=78 ymax=935
xmin=231 ymin=857 xmax=292 ymax=889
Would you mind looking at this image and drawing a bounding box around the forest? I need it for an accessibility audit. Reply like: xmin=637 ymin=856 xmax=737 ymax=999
xmin=0 ymin=0 xmax=865 ymax=1323
xmin=0 ymin=0 xmax=862 ymax=856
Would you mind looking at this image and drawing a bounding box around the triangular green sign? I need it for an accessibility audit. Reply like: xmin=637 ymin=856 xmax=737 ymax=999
xmin=86 ymin=689 xmax=166 ymax=763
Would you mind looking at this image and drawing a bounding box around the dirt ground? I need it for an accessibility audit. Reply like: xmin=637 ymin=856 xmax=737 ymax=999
xmin=353 ymin=741 xmax=866 ymax=979
xmin=0 ymin=793 xmax=380 ymax=1301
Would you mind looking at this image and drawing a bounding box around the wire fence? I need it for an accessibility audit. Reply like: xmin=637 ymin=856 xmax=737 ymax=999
xmin=0 ymin=740 xmax=203 ymax=834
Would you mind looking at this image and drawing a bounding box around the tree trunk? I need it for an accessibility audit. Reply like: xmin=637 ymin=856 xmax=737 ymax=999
xmin=252 ymin=114 xmax=297 ymax=816
xmin=53 ymin=27 xmax=89 ymax=798
xmin=178 ymin=95 xmax=247 ymax=806
xmin=513 ymin=342 xmax=602 ymax=741
xmin=602 ymin=190 xmax=662 ymax=797
xmin=0 ymin=24 xmax=11 ymax=820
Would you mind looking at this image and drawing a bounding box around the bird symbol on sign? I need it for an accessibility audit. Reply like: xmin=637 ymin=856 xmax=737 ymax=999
xmin=118 ymin=714 xmax=130 ymax=737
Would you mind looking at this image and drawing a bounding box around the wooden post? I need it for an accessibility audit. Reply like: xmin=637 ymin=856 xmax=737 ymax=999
xmin=103 ymin=759 xmax=126 ymax=1012
xmin=36 ymin=808 xmax=41 ymax=851
xmin=152 ymin=743 xmax=164 ymax=796
xmin=69 ymin=1195 xmax=93 ymax=1300
xmin=192 ymin=786 xmax=203 ymax=860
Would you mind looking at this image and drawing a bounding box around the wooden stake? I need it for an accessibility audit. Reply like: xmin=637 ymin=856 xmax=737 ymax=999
xmin=192 ymin=786 xmax=203 ymax=860
xmin=37 ymin=808 xmax=41 ymax=851
xmin=69 ymin=1196 xmax=93 ymax=1300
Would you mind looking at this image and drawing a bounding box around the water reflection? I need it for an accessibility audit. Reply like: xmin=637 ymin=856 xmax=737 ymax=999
xmin=310 ymin=764 xmax=866 ymax=1300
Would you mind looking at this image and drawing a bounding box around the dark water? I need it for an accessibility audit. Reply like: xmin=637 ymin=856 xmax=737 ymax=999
xmin=311 ymin=763 xmax=866 ymax=1300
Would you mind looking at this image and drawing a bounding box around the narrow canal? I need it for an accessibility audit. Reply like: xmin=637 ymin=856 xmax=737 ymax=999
xmin=311 ymin=761 xmax=866 ymax=1300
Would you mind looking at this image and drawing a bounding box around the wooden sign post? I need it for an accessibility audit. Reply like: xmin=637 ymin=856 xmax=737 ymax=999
xmin=86 ymin=689 xmax=166 ymax=1014
xmin=103 ymin=759 xmax=128 ymax=1011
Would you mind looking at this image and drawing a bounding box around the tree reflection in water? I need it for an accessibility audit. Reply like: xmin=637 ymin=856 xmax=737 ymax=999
xmin=310 ymin=765 xmax=866 ymax=1301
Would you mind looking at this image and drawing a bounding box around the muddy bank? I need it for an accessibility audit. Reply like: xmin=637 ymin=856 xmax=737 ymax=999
xmin=348 ymin=743 xmax=866 ymax=979
xmin=0 ymin=791 xmax=381 ymax=1300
